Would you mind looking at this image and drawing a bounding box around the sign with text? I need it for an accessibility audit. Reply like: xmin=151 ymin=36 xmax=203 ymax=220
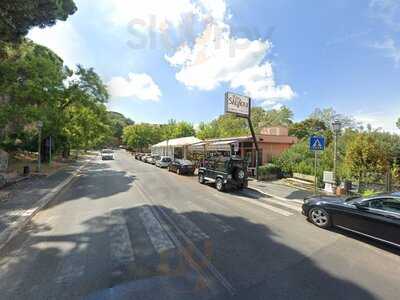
xmin=310 ymin=136 xmax=325 ymax=151
xmin=225 ymin=92 xmax=251 ymax=118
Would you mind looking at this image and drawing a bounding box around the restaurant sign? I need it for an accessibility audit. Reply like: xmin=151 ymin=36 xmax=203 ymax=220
xmin=225 ymin=92 xmax=251 ymax=118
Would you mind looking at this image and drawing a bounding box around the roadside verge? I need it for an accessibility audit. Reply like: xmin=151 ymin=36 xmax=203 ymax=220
xmin=0 ymin=159 xmax=90 ymax=251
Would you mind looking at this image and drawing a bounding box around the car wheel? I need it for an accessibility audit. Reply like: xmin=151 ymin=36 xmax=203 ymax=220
xmin=198 ymin=173 xmax=205 ymax=184
xmin=216 ymin=178 xmax=225 ymax=192
xmin=308 ymin=207 xmax=331 ymax=228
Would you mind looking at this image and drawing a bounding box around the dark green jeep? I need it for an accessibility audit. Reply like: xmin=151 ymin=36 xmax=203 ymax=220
xmin=198 ymin=156 xmax=248 ymax=191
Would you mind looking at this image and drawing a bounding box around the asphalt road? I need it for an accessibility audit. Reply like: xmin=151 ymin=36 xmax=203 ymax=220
xmin=1 ymin=150 xmax=399 ymax=300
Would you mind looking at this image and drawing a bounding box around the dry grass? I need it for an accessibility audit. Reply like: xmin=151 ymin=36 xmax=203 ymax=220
xmin=7 ymin=151 xmax=72 ymax=177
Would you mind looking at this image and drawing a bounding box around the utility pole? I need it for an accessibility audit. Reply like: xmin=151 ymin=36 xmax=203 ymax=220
xmin=37 ymin=121 xmax=43 ymax=173
xmin=332 ymin=120 xmax=341 ymax=187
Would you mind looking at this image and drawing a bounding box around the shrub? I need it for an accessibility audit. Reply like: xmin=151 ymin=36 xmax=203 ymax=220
xmin=361 ymin=189 xmax=378 ymax=197
xmin=258 ymin=163 xmax=282 ymax=180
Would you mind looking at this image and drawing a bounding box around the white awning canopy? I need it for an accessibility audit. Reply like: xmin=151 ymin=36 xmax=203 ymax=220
xmin=152 ymin=136 xmax=202 ymax=148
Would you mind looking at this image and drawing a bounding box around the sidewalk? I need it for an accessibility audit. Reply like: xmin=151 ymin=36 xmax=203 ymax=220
xmin=247 ymin=179 xmax=316 ymax=204
xmin=0 ymin=159 xmax=88 ymax=250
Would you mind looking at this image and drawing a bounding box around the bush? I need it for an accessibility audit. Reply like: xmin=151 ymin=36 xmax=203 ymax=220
xmin=258 ymin=163 xmax=282 ymax=180
xmin=361 ymin=189 xmax=378 ymax=197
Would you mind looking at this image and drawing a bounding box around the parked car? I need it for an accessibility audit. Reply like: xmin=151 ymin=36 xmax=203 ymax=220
xmin=135 ymin=153 xmax=143 ymax=160
xmin=101 ymin=149 xmax=114 ymax=160
xmin=198 ymin=156 xmax=248 ymax=191
xmin=168 ymin=159 xmax=195 ymax=175
xmin=141 ymin=154 xmax=151 ymax=162
xmin=148 ymin=155 xmax=160 ymax=165
xmin=302 ymin=192 xmax=400 ymax=248
xmin=156 ymin=156 xmax=172 ymax=168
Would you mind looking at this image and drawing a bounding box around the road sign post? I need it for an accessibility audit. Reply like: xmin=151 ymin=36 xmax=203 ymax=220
xmin=310 ymin=136 xmax=325 ymax=195
xmin=225 ymin=92 xmax=259 ymax=179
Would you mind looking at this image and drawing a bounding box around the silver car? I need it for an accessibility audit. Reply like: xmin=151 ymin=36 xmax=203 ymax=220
xmin=155 ymin=156 xmax=172 ymax=168
xmin=101 ymin=149 xmax=114 ymax=160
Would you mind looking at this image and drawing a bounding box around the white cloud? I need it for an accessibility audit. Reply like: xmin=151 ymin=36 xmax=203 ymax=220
xmin=354 ymin=111 xmax=400 ymax=133
xmin=369 ymin=0 xmax=400 ymax=30
xmin=372 ymin=38 xmax=400 ymax=66
xmin=108 ymin=73 xmax=162 ymax=101
xmin=28 ymin=21 xmax=87 ymax=68
xmin=165 ymin=22 xmax=295 ymax=104
xmin=100 ymin=0 xmax=227 ymax=31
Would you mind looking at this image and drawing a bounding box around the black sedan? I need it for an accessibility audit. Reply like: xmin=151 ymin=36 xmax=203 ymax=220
xmin=168 ymin=159 xmax=195 ymax=175
xmin=302 ymin=192 xmax=400 ymax=248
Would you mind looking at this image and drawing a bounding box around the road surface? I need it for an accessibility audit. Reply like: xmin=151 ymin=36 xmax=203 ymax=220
xmin=1 ymin=150 xmax=399 ymax=299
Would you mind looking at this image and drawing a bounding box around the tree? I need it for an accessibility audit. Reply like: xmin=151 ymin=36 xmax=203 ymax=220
xmin=0 ymin=0 xmax=77 ymax=42
xmin=196 ymin=106 xmax=294 ymax=139
xmin=310 ymin=108 xmax=357 ymax=129
xmin=123 ymin=124 xmax=163 ymax=151
xmin=107 ymin=111 xmax=134 ymax=145
xmin=397 ymin=118 xmax=400 ymax=130
xmin=343 ymin=133 xmax=388 ymax=182
xmin=289 ymin=118 xmax=327 ymax=140
xmin=0 ymin=40 xmax=113 ymax=153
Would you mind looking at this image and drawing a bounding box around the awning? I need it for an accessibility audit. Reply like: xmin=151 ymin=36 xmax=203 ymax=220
xmin=152 ymin=136 xmax=202 ymax=148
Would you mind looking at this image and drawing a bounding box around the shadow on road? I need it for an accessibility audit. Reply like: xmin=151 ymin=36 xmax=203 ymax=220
xmin=0 ymin=199 xmax=386 ymax=300
xmin=42 ymin=162 xmax=136 ymax=210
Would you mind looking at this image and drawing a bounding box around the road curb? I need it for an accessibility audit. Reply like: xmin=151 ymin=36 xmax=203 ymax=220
xmin=0 ymin=161 xmax=89 ymax=252
xmin=246 ymin=186 xmax=305 ymax=204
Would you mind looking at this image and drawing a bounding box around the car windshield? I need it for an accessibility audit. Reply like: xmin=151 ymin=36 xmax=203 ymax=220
xmin=4 ymin=2 xmax=400 ymax=300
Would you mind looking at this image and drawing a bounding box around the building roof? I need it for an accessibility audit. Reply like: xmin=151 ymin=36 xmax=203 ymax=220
xmin=152 ymin=136 xmax=202 ymax=148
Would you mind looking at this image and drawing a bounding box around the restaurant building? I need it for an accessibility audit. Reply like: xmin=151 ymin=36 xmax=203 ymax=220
xmin=189 ymin=126 xmax=297 ymax=171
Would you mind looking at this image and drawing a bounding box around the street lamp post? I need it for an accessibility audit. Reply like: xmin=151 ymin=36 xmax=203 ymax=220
xmin=332 ymin=120 xmax=341 ymax=188
xmin=37 ymin=121 xmax=43 ymax=173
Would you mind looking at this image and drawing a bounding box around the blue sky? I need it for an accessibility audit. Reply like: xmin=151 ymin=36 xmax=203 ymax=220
xmin=28 ymin=0 xmax=400 ymax=132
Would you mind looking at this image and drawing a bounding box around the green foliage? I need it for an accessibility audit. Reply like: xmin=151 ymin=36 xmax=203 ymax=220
xmin=107 ymin=111 xmax=134 ymax=145
xmin=0 ymin=39 xmax=119 ymax=153
xmin=258 ymin=163 xmax=281 ymax=176
xmin=123 ymin=124 xmax=163 ymax=151
xmin=196 ymin=106 xmax=294 ymax=139
xmin=343 ymin=133 xmax=388 ymax=180
xmin=289 ymin=118 xmax=327 ymax=140
xmin=0 ymin=0 xmax=77 ymax=42
xmin=161 ymin=119 xmax=196 ymax=140
xmin=122 ymin=120 xmax=196 ymax=150
xmin=272 ymin=140 xmax=314 ymax=175
xmin=361 ymin=189 xmax=378 ymax=197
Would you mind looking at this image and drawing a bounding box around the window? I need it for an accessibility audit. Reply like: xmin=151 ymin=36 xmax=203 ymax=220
xmin=368 ymin=198 xmax=400 ymax=214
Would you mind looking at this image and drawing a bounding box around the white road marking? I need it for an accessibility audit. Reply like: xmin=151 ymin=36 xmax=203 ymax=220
xmin=186 ymin=201 xmax=234 ymax=233
xmin=249 ymin=187 xmax=304 ymax=204
xmin=138 ymin=206 xmax=175 ymax=254
xmin=109 ymin=210 xmax=135 ymax=268
xmin=230 ymin=194 xmax=293 ymax=217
